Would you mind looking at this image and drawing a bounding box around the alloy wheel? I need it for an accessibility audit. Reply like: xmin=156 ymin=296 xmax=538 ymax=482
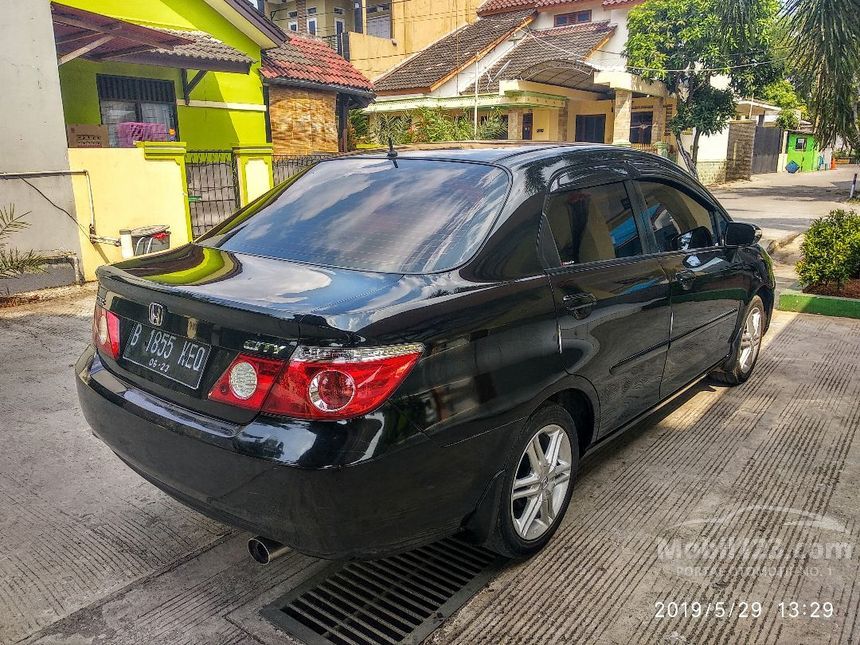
xmin=738 ymin=303 xmax=763 ymax=374
xmin=510 ymin=424 xmax=573 ymax=541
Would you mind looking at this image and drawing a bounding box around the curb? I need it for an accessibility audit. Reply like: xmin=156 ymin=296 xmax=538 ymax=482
xmin=778 ymin=288 xmax=860 ymax=319
xmin=766 ymin=231 xmax=803 ymax=255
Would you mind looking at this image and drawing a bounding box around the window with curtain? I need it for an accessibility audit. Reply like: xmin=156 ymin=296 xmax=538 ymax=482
xmin=97 ymin=75 xmax=178 ymax=147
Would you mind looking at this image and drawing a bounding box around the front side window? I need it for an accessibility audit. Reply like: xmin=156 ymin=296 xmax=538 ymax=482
xmin=795 ymin=137 xmax=808 ymax=151
xmin=200 ymin=158 xmax=510 ymax=274
xmin=544 ymin=181 xmax=642 ymax=264
xmin=97 ymin=75 xmax=177 ymax=148
xmin=638 ymin=180 xmax=717 ymax=252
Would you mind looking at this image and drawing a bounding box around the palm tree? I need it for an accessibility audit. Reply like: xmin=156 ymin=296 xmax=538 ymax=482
xmin=0 ymin=205 xmax=47 ymax=278
xmin=722 ymin=0 xmax=860 ymax=149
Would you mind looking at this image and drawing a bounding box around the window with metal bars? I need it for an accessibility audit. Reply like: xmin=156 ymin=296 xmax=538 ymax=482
xmin=96 ymin=74 xmax=178 ymax=147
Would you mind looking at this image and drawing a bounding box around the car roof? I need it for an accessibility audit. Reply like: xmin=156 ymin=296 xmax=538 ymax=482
xmin=345 ymin=142 xmax=600 ymax=165
xmin=340 ymin=142 xmax=682 ymax=172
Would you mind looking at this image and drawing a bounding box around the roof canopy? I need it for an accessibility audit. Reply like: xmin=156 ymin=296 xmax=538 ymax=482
xmin=52 ymin=2 xmax=253 ymax=73
xmin=464 ymin=21 xmax=616 ymax=95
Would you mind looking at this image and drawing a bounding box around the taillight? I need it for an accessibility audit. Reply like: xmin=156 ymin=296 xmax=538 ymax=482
xmin=93 ymin=304 xmax=120 ymax=359
xmin=208 ymin=354 xmax=285 ymax=410
xmin=263 ymin=344 xmax=423 ymax=420
xmin=206 ymin=343 xmax=423 ymax=420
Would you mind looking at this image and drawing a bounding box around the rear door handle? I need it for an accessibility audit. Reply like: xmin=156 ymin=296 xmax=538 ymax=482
xmin=674 ymin=270 xmax=696 ymax=290
xmin=562 ymin=292 xmax=597 ymax=319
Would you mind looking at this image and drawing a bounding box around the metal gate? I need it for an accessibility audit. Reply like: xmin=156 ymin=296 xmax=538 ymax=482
xmin=751 ymin=126 xmax=783 ymax=174
xmin=272 ymin=154 xmax=334 ymax=185
xmin=185 ymin=150 xmax=240 ymax=237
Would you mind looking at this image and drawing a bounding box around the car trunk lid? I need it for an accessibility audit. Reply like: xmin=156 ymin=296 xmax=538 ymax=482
xmin=95 ymin=245 xmax=403 ymax=423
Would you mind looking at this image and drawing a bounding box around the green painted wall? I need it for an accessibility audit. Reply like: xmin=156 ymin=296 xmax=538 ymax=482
xmin=786 ymin=132 xmax=820 ymax=172
xmin=58 ymin=0 xmax=268 ymax=149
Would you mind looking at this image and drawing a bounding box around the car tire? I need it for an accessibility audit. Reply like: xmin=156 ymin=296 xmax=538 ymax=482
xmin=486 ymin=403 xmax=580 ymax=558
xmin=711 ymin=294 xmax=766 ymax=386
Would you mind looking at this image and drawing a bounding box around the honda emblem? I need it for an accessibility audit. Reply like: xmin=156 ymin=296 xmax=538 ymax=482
xmin=149 ymin=302 xmax=165 ymax=327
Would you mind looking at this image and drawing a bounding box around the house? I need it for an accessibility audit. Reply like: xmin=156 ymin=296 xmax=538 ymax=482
xmin=0 ymin=0 xmax=370 ymax=291
xmin=55 ymin=0 xmax=284 ymax=151
xmin=261 ymin=34 xmax=375 ymax=156
xmin=365 ymin=0 xmax=796 ymax=184
xmin=261 ymin=0 xmax=483 ymax=79
xmin=369 ymin=1 xmax=671 ymax=150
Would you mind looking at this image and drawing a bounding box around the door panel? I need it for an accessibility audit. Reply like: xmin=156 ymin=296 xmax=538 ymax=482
xmin=634 ymin=178 xmax=747 ymax=396
xmin=543 ymin=179 xmax=671 ymax=436
xmin=549 ymin=260 xmax=671 ymax=434
xmin=659 ymin=250 xmax=746 ymax=396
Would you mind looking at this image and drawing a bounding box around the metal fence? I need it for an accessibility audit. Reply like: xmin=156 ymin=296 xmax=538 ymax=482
xmin=185 ymin=150 xmax=240 ymax=237
xmin=272 ymin=154 xmax=334 ymax=185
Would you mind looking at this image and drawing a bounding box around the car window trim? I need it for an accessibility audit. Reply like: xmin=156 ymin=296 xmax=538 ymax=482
xmin=631 ymin=175 xmax=725 ymax=254
xmin=541 ymin=172 xmax=650 ymax=271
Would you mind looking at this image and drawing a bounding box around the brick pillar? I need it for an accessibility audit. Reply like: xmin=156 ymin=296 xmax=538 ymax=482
xmin=295 ymin=0 xmax=307 ymax=34
xmin=612 ymin=89 xmax=632 ymax=146
xmin=652 ymin=97 xmax=666 ymax=144
xmin=557 ymin=100 xmax=569 ymax=141
xmin=508 ymin=110 xmax=523 ymax=140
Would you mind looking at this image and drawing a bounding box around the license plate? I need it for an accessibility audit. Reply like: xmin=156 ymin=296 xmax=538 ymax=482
xmin=122 ymin=321 xmax=211 ymax=389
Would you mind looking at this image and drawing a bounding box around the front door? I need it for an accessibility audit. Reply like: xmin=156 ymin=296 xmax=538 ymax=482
xmin=633 ymin=178 xmax=747 ymax=397
xmin=522 ymin=112 xmax=534 ymax=140
xmin=575 ymin=115 xmax=606 ymax=143
xmin=543 ymin=178 xmax=671 ymax=435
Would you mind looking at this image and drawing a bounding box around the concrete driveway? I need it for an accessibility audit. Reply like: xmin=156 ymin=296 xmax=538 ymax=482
xmin=2 ymin=283 xmax=859 ymax=645
xmin=711 ymin=166 xmax=859 ymax=248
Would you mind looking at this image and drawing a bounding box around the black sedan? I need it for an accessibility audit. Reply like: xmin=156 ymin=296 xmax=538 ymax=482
xmin=76 ymin=144 xmax=774 ymax=561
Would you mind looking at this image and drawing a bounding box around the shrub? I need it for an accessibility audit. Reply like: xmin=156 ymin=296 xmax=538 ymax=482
xmin=369 ymin=107 xmax=508 ymax=145
xmin=796 ymin=209 xmax=860 ymax=288
xmin=0 ymin=204 xmax=47 ymax=278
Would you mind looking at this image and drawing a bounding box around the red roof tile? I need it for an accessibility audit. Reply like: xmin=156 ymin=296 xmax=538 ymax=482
xmin=478 ymin=0 xmax=642 ymax=15
xmin=261 ymin=35 xmax=373 ymax=94
xmin=374 ymin=10 xmax=534 ymax=92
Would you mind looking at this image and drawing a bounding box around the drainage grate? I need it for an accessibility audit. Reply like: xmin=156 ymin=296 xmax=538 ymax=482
xmin=262 ymin=537 xmax=505 ymax=644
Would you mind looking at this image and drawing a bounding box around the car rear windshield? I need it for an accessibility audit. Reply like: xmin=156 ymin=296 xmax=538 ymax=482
xmin=199 ymin=158 xmax=510 ymax=274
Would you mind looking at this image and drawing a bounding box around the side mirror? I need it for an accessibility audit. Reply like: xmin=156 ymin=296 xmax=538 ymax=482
xmin=725 ymin=222 xmax=762 ymax=246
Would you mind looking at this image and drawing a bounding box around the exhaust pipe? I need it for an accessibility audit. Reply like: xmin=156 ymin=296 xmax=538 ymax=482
xmin=248 ymin=536 xmax=290 ymax=565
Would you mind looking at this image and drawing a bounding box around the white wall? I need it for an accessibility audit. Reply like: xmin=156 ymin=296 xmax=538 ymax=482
xmin=0 ymin=0 xmax=81 ymax=257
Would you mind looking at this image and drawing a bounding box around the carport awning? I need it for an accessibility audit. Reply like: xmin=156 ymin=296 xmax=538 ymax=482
xmin=51 ymin=2 xmax=253 ymax=74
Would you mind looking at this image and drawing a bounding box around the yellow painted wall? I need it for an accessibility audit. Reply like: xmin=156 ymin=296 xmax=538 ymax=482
xmin=69 ymin=147 xmax=192 ymax=281
xmin=350 ymin=0 xmax=483 ymax=80
xmin=532 ymin=109 xmax=559 ymax=141
xmin=349 ymin=32 xmax=403 ymax=80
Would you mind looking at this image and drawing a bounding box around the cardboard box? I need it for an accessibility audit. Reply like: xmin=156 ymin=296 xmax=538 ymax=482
xmin=67 ymin=124 xmax=108 ymax=148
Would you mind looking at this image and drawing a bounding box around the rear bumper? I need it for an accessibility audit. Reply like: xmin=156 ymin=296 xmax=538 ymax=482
xmin=76 ymin=347 xmax=488 ymax=559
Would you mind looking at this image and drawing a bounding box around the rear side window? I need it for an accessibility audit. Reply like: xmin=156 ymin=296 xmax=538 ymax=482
xmin=638 ymin=180 xmax=717 ymax=252
xmin=544 ymin=181 xmax=642 ymax=264
xmin=201 ymin=158 xmax=510 ymax=274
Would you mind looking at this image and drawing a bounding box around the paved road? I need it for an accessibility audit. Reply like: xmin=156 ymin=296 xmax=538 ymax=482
xmin=2 ymin=285 xmax=859 ymax=644
xmin=711 ymin=166 xmax=859 ymax=249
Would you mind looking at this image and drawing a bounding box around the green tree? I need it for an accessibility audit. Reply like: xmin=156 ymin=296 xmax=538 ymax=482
xmin=0 ymin=205 xmax=46 ymax=279
xmin=721 ymin=0 xmax=860 ymax=149
xmin=625 ymin=0 xmax=779 ymax=177
xmin=761 ymin=79 xmax=805 ymax=130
